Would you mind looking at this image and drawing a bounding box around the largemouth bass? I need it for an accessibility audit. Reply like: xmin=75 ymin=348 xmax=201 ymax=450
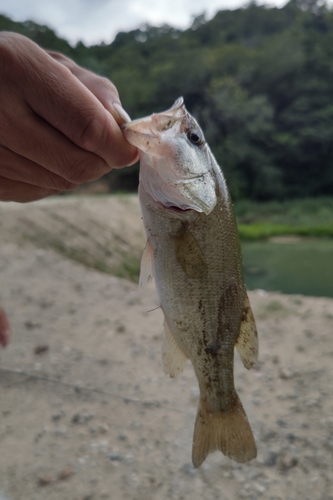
xmin=122 ymin=98 xmax=258 ymax=467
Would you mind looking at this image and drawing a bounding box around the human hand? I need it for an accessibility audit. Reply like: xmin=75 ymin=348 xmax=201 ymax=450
xmin=0 ymin=306 xmax=11 ymax=348
xmin=0 ymin=32 xmax=138 ymax=203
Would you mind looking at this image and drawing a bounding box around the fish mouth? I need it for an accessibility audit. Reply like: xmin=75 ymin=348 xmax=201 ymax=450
xmin=155 ymin=198 xmax=198 ymax=214
xmin=121 ymin=117 xmax=157 ymax=144
xmin=121 ymin=97 xmax=185 ymax=141
xmin=164 ymin=205 xmax=194 ymax=214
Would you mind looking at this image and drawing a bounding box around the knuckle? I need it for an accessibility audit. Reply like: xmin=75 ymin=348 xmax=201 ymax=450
xmin=65 ymin=156 xmax=103 ymax=184
xmin=49 ymin=175 xmax=77 ymax=191
xmin=100 ymin=76 xmax=118 ymax=96
xmin=74 ymin=111 xmax=108 ymax=153
xmin=0 ymin=33 xmax=34 ymax=74
xmin=62 ymin=180 xmax=77 ymax=191
xmin=0 ymin=33 xmax=17 ymax=72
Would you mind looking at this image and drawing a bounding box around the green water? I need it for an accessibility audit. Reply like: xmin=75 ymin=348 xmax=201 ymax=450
xmin=242 ymin=238 xmax=333 ymax=298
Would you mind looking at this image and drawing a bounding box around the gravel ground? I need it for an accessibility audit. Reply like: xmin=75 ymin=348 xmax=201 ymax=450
xmin=0 ymin=197 xmax=333 ymax=500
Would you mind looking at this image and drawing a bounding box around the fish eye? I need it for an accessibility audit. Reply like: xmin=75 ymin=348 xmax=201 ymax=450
xmin=187 ymin=130 xmax=203 ymax=146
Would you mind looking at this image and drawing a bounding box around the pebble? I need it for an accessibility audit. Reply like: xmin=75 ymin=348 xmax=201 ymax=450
xmin=254 ymin=482 xmax=266 ymax=494
xmin=58 ymin=467 xmax=74 ymax=481
xmin=90 ymin=439 xmax=109 ymax=453
xmin=257 ymin=449 xmax=278 ymax=467
xmin=51 ymin=411 xmax=65 ymax=422
xmin=276 ymin=452 xmax=298 ymax=471
xmin=54 ymin=426 xmax=68 ymax=437
xmin=305 ymin=394 xmax=321 ymax=408
xmin=72 ymin=412 xmax=95 ymax=424
xmin=260 ymin=426 xmax=277 ymax=442
xmin=123 ymin=453 xmax=135 ymax=465
xmin=90 ymin=424 xmax=109 ymax=435
xmin=232 ymin=469 xmax=245 ymax=483
xmin=34 ymin=345 xmax=49 ymax=355
xmin=117 ymin=432 xmax=127 ymax=441
xmin=37 ymin=475 xmax=54 ymax=487
xmin=278 ymin=367 xmax=294 ymax=380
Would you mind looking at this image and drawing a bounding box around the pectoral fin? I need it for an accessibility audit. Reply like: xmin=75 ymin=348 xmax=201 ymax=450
xmin=235 ymin=294 xmax=258 ymax=369
xmin=139 ymin=239 xmax=154 ymax=288
xmin=173 ymin=228 xmax=207 ymax=279
xmin=162 ymin=319 xmax=188 ymax=378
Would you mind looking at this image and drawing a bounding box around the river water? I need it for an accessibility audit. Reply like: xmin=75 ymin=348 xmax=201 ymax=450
xmin=242 ymin=237 xmax=333 ymax=298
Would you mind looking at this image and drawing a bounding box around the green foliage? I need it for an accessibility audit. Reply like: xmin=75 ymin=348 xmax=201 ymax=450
xmin=238 ymin=222 xmax=333 ymax=240
xmin=0 ymin=14 xmax=73 ymax=55
xmin=235 ymin=196 xmax=333 ymax=240
xmin=2 ymin=1 xmax=333 ymax=200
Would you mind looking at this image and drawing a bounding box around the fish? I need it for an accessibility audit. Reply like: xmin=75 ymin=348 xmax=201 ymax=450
xmin=122 ymin=97 xmax=258 ymax=467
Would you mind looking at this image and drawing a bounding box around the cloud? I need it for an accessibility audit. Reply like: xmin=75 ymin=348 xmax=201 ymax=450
xmin=0 ymin=0 xmax=289 ymax=45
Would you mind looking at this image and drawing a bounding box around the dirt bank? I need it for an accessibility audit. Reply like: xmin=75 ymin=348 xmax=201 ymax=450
xmin=0 ymin=197 xmax=332 ymax=500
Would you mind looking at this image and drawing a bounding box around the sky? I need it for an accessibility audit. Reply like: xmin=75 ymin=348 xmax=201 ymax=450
xmin=0 ymin=0 xmax=289 ymax=46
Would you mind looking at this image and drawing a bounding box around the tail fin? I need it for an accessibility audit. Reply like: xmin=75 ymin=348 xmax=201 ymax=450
xmin=192 ymin=394 xmax=257 ymax=467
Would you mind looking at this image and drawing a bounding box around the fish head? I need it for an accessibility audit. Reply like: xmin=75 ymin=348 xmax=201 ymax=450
xmin=122 ymin=98 xmax=217 ymax=215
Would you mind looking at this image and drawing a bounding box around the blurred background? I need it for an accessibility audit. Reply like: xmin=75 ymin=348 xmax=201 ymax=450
xmin=1 ymin=0 xmax=333 ymax=296
xmin=1 ymin=4 xmax=333 ymax=500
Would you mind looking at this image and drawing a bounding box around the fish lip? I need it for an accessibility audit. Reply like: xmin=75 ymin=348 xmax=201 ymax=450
xmin=121 ymin=97 xmax=185 ymax=132
xmin=121 ymin=116 xmax=152 ymax=131
xmin=151 ymin=197 xmax=201 ymax=214
xmin=164 ymin=205 xmax=195 ymax=214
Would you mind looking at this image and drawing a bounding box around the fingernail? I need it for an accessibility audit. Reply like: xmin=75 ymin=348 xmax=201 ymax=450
xmin=113 ymin=103 xmax=132 ymax=123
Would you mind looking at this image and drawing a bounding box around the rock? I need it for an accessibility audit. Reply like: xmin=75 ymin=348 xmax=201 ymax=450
xmin=123 ymin=453 xmax=135 ymax=465
xmin=260 ymin=426 xmax=277 ymax=442
xmin=232 ymin=469 xmax=246 ymax=483
xmin=253 ymin=482 xmax=266 ymax=494
xmin=51 ymin=411 xmax=65 ymax=422
xmin=276 ymin=452 xmax=298 ymax=471
xmin=54 ymin=426 xmax=68 ymax=437
xmin=305 ymin=394 xmax=322 ymax=408
xmin=117 ymin=432 xmax=127 ymax=441
xmin=34 ymin=345 xmax=49 ymax=355
xmin=37 ymin=475 xmax=54 ymax=486
xmin=72 ymin=412 xmax=94 ymax=424
xmin=25 ymin=321 xmax=41 ymax=330
xmin=278 ymin=367 xmax=294 ymax=380
xmin=58 ymin=466 xmax=74 ymax=481
xmin=257 ymin=449 xmax=279 ymax=467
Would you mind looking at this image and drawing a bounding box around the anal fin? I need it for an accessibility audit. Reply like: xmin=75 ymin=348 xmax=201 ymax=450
xmin=162 ymin=319 xmax=188 ymax=378
xmin=235 ymin=293 xmax=258 ymax=369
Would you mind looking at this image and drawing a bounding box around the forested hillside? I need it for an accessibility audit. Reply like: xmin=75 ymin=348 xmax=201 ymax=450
xmin=1 ymin=0 xmax=333 ymax=200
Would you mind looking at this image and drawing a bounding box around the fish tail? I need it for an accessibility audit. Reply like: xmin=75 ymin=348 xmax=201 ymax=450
xmin=192 ymin=393 xmax=257 ymax=467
